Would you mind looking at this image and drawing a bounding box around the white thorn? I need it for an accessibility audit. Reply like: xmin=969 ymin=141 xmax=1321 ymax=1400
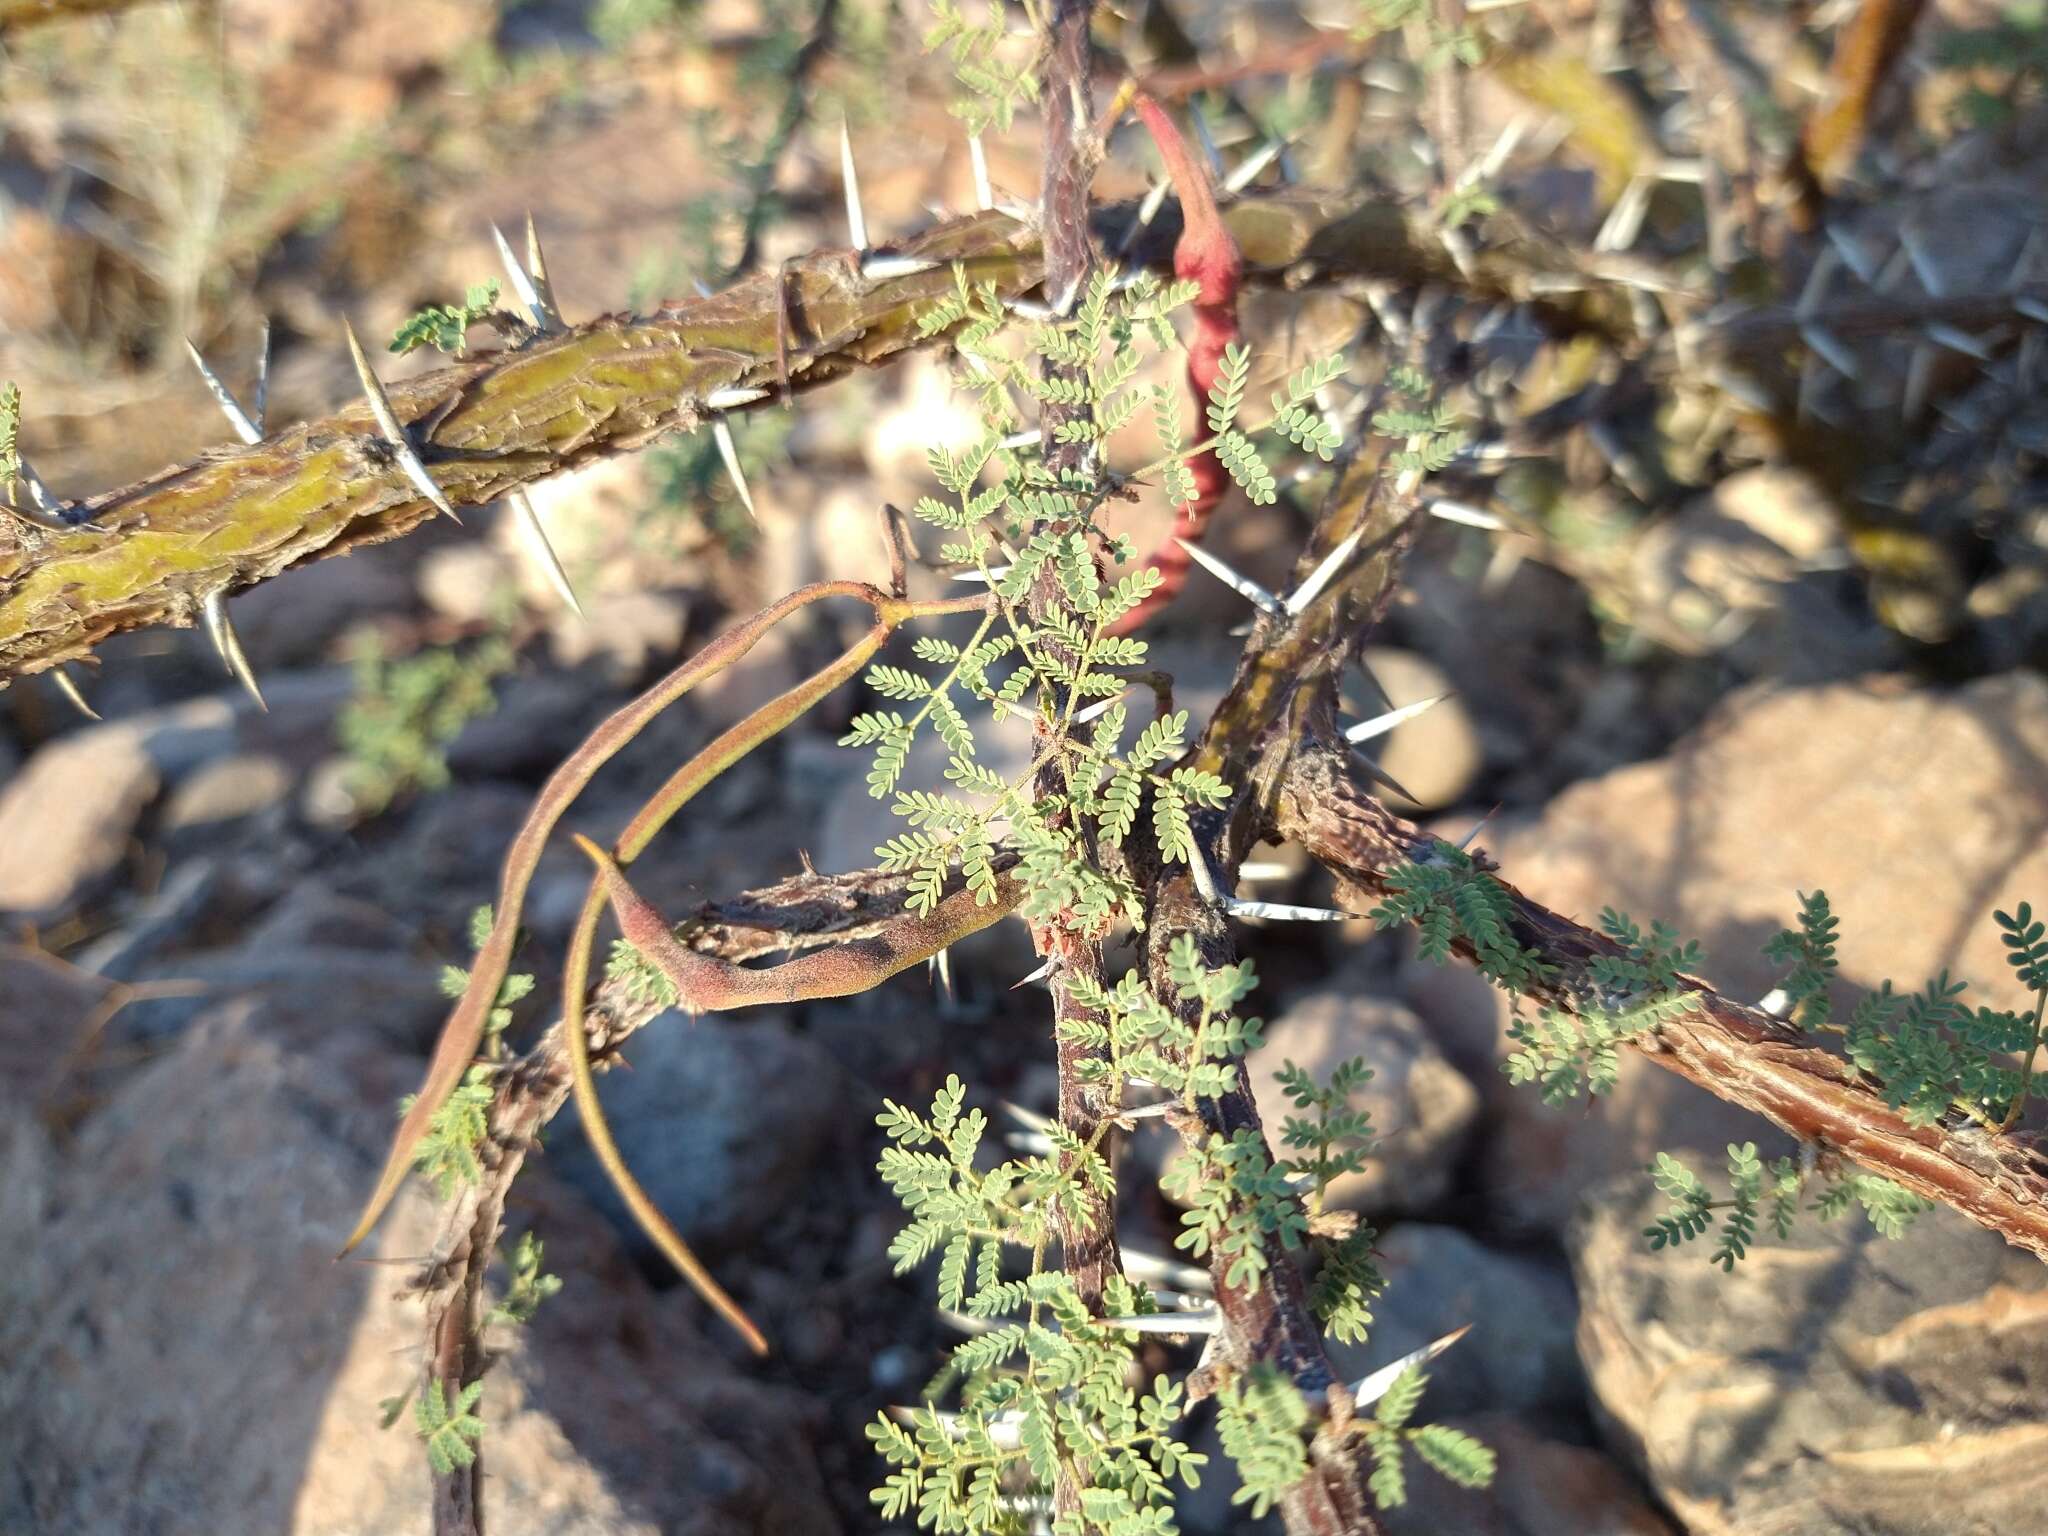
xmin=840 ymin=119 xmax=868 ymax=251
xmin=1425 ymin=499 xmax=1505 ymax=530
xmin=2016 ymin=296 xmax=2048 ymax=325
xmin=1451 ymin=805 xmax=1499 ymax=851
xmin=710 ymin=419 xmax=757 ymax=524
xmin=1176 ymin=538 xmax=1283 ymax=617
xmin=1115 ymin=178 xmax=1172 ymax=255
xmin=201 ymin=588 xmax=266 ymax=711
xmin=1823 ymin=222 xmax=1879 ymax=285
xmin=1898 ymin=222 xmax=1946 ymax=297
xmin=1795 ymin=347 xmax=1826 ymax=426
xmin=936 ymin=1308 xmax=999 ymax=1336
xmin=1796 ymin=246 xmax=1839 ymax=321
xmin=932 ymin=944 xmax=954 ymax=997
xmin=1222 ymin=137 xmax=1284 ymax=194
xmin=1594 ymin=174 xmax=1651 ymax=253
xmin=1353 ymin=749 xmax=1422 ymax=805
xmin=1350 ymin=1326 xmax=1472 ymax=1408
xmin=968 ymin=132 xmax=992 ymax=211
xmin=15 ymin=455 xmax=64 ymax=516
xmin=1285 ymin=526 xmax=1365 ymax=615
xmin=1001 ymin=1100 xmax=1054 ymax=1135
xmin=1099 ymin=1307 xmax=1222 ymax=1336
xmin=183 ymin=337 xmax=263 ymax=445
xmin=2007 ymin=225 xmax=2047 ymax=292
xmin=1072 ymin=691 xmax=1129 ymax=726
xmin=491 ymin=220 xmax=548 ymax=329
xmin=1344 ymin=692 xmax=1449 ymax=745
xmin=1188 ymin=101 xmax=1225 ymax=178
xmin=344 ymin=319 xmax=460 ymax=523
xmin=1923 ymin=323 xmax=1993 ymax=362
xmin=704 ymin=386 xmax=770 ymax=411
xmin=251 ymin=318 xmax=272 ymax=431
xmin=50 ymin=665 xmax=100 ymax=720
xmin=510 ymin=489 xmax=583 ymax=617
xmin=1904 ymin=343 xmax=1935 ymax=422
xmin=1003 ymin=296 xmax=1056 ymax=320
xmin=1121 ymin=1247 xmax=1214 ymax=1295
xmin=860 ymin=253 xmax=942 ymax=281
xmin=1000 ymin=429 xmax=1041 ymax=450
xmin=952 ymin=564 xmax=1012 ymax=584
xmin=1115 ymin=1099 xmax=1178 ymax=1122
xmin=1235 ymin=860 xmax=1291 ymax=882
xmin=1757 ymin=987 xmax=1793 ymax=1020
xmin=1222 ymin=897 xmax=1358 ymax=923
xmin=1187 ymin=845 xmax=1224 ymax=905
xmin=524 ymin=212 xmax=562 ymax=330
xmin=1873 ymin=241 xmax=1913 ymax=294
xmin=1012 ymin=957 xmax=1055 ymax=990
xmin=1437 ymin=223 xmax=1475 ymax=281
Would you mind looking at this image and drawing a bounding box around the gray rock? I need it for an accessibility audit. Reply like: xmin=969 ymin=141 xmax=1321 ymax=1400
xmin=0 ymin=997 xmax=840 ymax=1536
xmin=446 ymin=667 xmax=606 ymax=780
xmin=553 ymin=1010 xmax=847 ymax=1253
xmin=1572 ymin=1176 xmax=2048 ymax=1536
xmin=160 ymin=752 xmax=293 ymax=841
xmin=69 ymin=858 xmax=226 ymax=982
xmin=0 ymin=941 xmax=120 ymax=1121
xmin=0 ymin=720 xmax=159 ymax=914
xmin=1247 ymin=990 xmax=1479 ymax=1216
xmin=1327 ymin=1224 xmax=1584 ymax=1419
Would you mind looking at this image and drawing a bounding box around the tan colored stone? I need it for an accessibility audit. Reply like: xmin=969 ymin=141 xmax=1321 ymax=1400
xmin=0 ymin=724 xmax=158 ymax=915
xmin=1573 ymin=1182 xmax=2048 ymax=1536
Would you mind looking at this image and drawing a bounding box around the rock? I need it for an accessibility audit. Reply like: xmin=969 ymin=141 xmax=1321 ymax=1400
xmin=1378 ymin=1414 xmax=1677 ymax=1536
xmin=234 ymin=549 xmax=414 ymax=668
xmin=68 ymin=859 xmax=228 ymax=983
xmin=0 ymin=722 xmax=158 ymax=914
xmin=1402 ymin=672 xmax=2048 ymax=1239
xmin=553 ymin=1011 xmax=847 ymax=1254
xmin=757 ymin=480 xmax=900 ymax=607
xmin=1327 ymin=1225 xmax=1583 ymax=1419
xmin=685 ymin=623 xmax=804 ymax=735
xmin=1389 ymin=552 xmax=1627 ymax=796
xmin=160 ymin=753 xmax=294 ymax=843
xmin=548 ymin=589 xmax=690 ymax=679
xmin=1629 ymin=468 xmax=1895 ymax=676
xmin=0 ymin=998 xmax=840 ymax=1536
xmin=446 ymin=668 xmax=607 ymax=780
xmin=1358 ymin=646 xmax=1484 ymax=812
xmin=0 ymin=943 xmax=120 ymax=1122
xmin=1246 ymin=989 xmax=1478 ymax=1217
xmin=1572 ymin=1177 xmax=2048 ymax=1536
xmin=861 ymin=353 xmax=990 ymax=506
xmin=418 ymin=541 xmax=518 ymax=627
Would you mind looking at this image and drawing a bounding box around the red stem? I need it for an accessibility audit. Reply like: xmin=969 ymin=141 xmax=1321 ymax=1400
xmin=1112 ymin=94 xmax=1245 ymax=636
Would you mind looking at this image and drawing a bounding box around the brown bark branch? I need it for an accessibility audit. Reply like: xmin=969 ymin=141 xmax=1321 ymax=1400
xmin=1272 ymin=731 xmax=2048 ymax=1263
xmin=0 ymin=185 xmax=1630 ymax=690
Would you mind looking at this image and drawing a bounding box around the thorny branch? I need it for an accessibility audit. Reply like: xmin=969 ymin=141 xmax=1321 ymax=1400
xmin=1274 ymin=741 xmax=2048 ymax=1264
xmin=2 ymin=183 xmax=1644 ymax=690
